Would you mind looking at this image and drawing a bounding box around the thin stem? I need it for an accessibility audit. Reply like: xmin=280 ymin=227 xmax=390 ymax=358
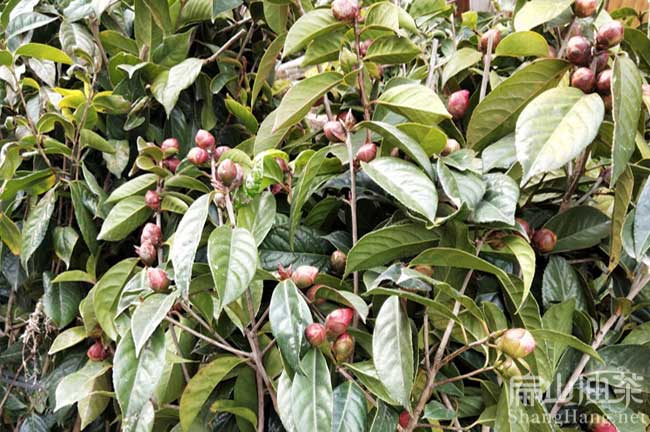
xmin=479 ymin=34 xmax=494 ymax=102
xmin=353 ymin=18 xmax=371 ymax=142
xmin=425 ymin=39 xmax=439 ymax=91
xmin=224 ymin=192 xmax=237 ymax=227
xmin=180 ymin=301 xmax=233 ymax=347
xmin=164 ymin=316 xmax=252 ymax=358
xmin=574 ymin=176 xmax=604 ymax=206
xmin=559 ymin=148 xmax=589 ymax=212
xmin=344 ymin=132 xmax=360 ymax=326
xmin=337 ymin=366 xmax=377 ymax=406
xmin=424 ymin=310 xmax=431 ymax=370
xmin=169 ymin=322 xmax=191 ymax=383
xmin=432 ymin=366 xmax=495 ymax=387
xmin=204 ymin=29 xmax=247 ymax=64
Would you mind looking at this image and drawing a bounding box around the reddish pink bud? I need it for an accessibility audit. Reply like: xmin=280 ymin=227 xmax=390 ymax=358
xmin=87 ymin=340 xmax=109 ymax=361
xmin=141 ymin=222 xmax=162 ymax=246
xmin=291 ymin=265 xmax=319 ymax=289
xmin=355 ymin=143 xmax=378 ymax=163
xmin=574 ymin=0 xmax=598 ymax=17
xmin=596 ymin=69 xmax=612 ymax=95
xmin=135 ymin=241 xmax=157 ymax=266
xmin=195 ymin=129 xmax=215 ymax=149
xmin=479 ymin=29 xmax=501 ymax=53
xmin=448 ymin=89 xmax=470 ymax=119
xmin=566 ymin=36 xmax=592 ymax=66
xmin=331 ymin=0 xmax=359 ymax=21
xmin=144 ymin=190 xmax=161 ymax=210
xmin=333 ymin=332 xmax=354 ymax=361
xmin=147 ymin=268 xmax=170 ymax=291
xmin=590 ymin=415 xmax=618 ymax=432
xmin=218 ymin=159 xmax=239 ymax=186
xmin=306 ymin=284 xmax=326 ymax=305
xmin=330 ymin=250 xmax=347 ymax=274
xmin=516 ymin=218 xmax=533 ymax=239
xmin=359 ymin=39 xmax=373 ymax=57
xmin=305 ymin=323 xmax=327 ymax=346
xmin=571 ymin=67 xmax=595 ymax=93
xmin=271 ymin=184 xmax=284 ymax=195
xmin=533 ymin=228 xmax=557 ymax=253
xmin=164 ymin=157 xmax=181 ymax=173
xmin=399 ymin=410 xmax=411 ymax=428
xmin=497 ymin=328 xmax=536 ymax=358
xmin=213 ymin=145 xmax=230 ymax=160
xmin=325 ymin=308 xmax=354 ymax=337
xmin=188 ymin=147 xmax=209 ymax=165
xmin=161 ymin=137 xmax=180 ymax=153
xmin=337 ymin=110 xmax=356 ymax=130
xmin=323 ymin=120 xmax=347 ymax=142
xmin=596 ymin=21 xmax=624 ymax=49
xmin=441 ymin=139 xmax=461 ymax=156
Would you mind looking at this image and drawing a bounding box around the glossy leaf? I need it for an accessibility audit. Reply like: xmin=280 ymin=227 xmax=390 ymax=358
xmin=291 ymin=348 xmax=333 ymax=431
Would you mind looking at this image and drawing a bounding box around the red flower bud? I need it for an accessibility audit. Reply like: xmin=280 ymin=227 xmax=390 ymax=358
xmin=479 ymin=29 xmax=501 ymax=53
xmin=195 ymin=129 xmax=215 ymax=149
xmin=399 ymin=410 xmax=411 ymax=428
xmin=214 ymin=145 xmax=230 ymax=160
xmin=566 ymin=36 xmax=592 ymax=66
xmin=337 ymin=110 xmax=357 ymax=130
xmin=141 ymin=222 xmax=162 ymax=246
xmin=571 ymin=67 xmax=595 ymax=93
xmin=291 ymin=265 xmax=319 ymax=289
xmin=333 ymin=332 xmax=354 ymax=361
xmin=271 ymin=184 xmax=284 ymax=195
xmin=306 ymin=284 xmax=326 ymax=305
xmin=356 ymin=143 xmax=378 ymax=163
xmin=87 ymin=340 xmax=109 ymax=361
xmin=596 ymin=21 xmax=624 ymax=49
xmin=574 ymin=0 xmax=598 ymax=17
xmin=323 ymin=120 xmax=347 ymax=142
xmin=593 ymin=50 xmax=609 ymax=73
xmin=589 ymin=415 xmax=618 ymax=432
xmin=359 ymin=39 xmax=373 ymax=57
xmin=516 ymin=218 xmax=533 ymax=239
xmin=325 ymin=308 xmax=354 ymax=337
xmin=135 ymin=241 xmax=157 ymax=265
xmin=305 ymin=323 xmax=327 ymax=346
xmin=448 ymin=89 xmax=470 ymax=119
xmin=533 ymin=228 xmax=557 ymax=253
xmin=441 ymin=139 xmax=461 ymax=156
xmin=144 ymin=190 xmax=161 ymax=210
xmin=596 ymin=69 xmax=612 ymax=95
xmin=188 ymin=147 xmax=209 ymax=165
xmin=217 ymin=159 xmax=239 ymax=186
xmin=164 ymin=157 xmax=181 ymax=173
xmin=330 ymin=250 xmax=347 ymax=274
xmin=331 ymin=0 xmax=359 ymax=22
xmin=161 ymin=137 xmax=180 ymax=154
xmin=497 ymin=328 xmax=536 ymax=358
xmin=148 ymin=268 xmax=170 ymax=291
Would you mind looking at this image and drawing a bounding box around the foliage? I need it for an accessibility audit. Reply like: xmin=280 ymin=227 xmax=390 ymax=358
xmin=1 ymin=0 xmax=650 ymax=431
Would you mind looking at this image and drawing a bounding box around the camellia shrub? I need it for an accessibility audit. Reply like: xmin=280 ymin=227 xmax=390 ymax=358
xmin=2 ymin=0 xmax=650 ymax=430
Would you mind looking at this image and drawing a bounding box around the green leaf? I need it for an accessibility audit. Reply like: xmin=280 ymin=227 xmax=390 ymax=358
xmin=251 ymin=33 xmax=286 ymax=107
xmin=542 ymin=299 xmax=575 ymax=367
xmin=291 ymin=348 xmax=333 ymax=431
xmin=52 ymin=270 xmax=94 ymax=284
xmin=237 ymin=192 xmax=276 ymax=246
xmin=283 ymin=9 xmax=345 ymax=56
xmin=233 ymin=369 xmax=258 ymax=432
xmin=151 ymin=58 xmax=204 ymax=116
xmin=43 ymin=272 xmax=83 ymax=328
xmin=70 ymin=181 xmax=98 ymax=253
xmin=170 ymin=194 xmax=211 ymax=296
xmin=78 ymin=374 xmax=111 ymax=429
xmin=210 ymin=400 xmax=257 ymax=428
xmin=179 ymin=356 xmax=247 ymax=430
xmin=363 ymin=157 xmax=437 ymax=224
xmin=515 ymin=87 xmax=604 ymax=184
xmin=254 ymin=110 xmax=292 ymax=155
xmin=303 ymin=30 xmax=345 ymax=66
xmin=502 ymin=236 xmax=536 ymax=307
xmin=21 ymin=188 xmax=56 ymax=269
xmin=277 ymin=371 xmax=297 ymax=432
xmin=482 ymin=133 xmax=516 ymax=172
xmin=208 ymin=226 xmax=258 ymax=311
xmin=106 ymin=174 xmax=158 ymax=204
xmin=225 ymin=97 xmax=259 ymax=133
xmin=269 ymin=280 xmax=313 ymax=373
xmin=437 ymin=161 xmax=485 ymax=210
xmin=531 ymin=329 xmax=602 ymax=362
xmin=611 ymin=56 xmax=643 ymax=185
xmin=544 ymin=206 xmax=610 ymax=253
xmin=541 ymin=256 xmax=587 ymax=311
xmin=16 ymin=42 xmax=73 ymax=64
xmin=332 ymin=381 xmax=367 ymax=432
xmin=513 ymin=0 xmax=574 ymax=31
xmin=80 ymin=129 xmax=115 ymax=154
xmin=93 ymin=258 xmax=139 ymax=340
xmin=424 ymin=400 xmax=456 ymax=420
xmin=113 ymin=328 xmax=166 ymax=431
xmin=376 ymin=84 xmax=451 ymax=124
xmin=53 ymin=226 xmax=78 ymax=268
xmin=634 ymin=179 xmax=650 ymax=258
xmin=345 ymin=362 xmax=398 ymax=406
xmin=132 ymin=292 xmax=179 ymax=356
xmin=0 ymin=213 xmax=21 ymax=255
xmin=373 ymin=296 xmax=413 ymax=407
xmin=273 ymin=72 xmax=343 ymax=131
xmin=609 ymin=166 xmax=633 ymax=270
xmin=49 ymin=326 xmax=87 ymax=354
xmin=494 ymin=385 xmax=527 ymax=432
xmin=345 ymin=223 xmax=437 ymax=275
xmin=441 ymin=48 xmax=483 ymax=87
xmin=55 ymin=360 xmax=111 ymax=411
xmin=467 ymin=59 xmax=570 ymax=150
xmin=363 ymin=35 xmax=421 ymax=64
xmin=98 ymin=196 xmax=153 ymax=241
xmin=495 ymin=31 xmax=549 ymax=58
xmin=103 ymin=139 xmax=130 ymax=176
xmin=359 ymin=121 xmax=434 ymax=177
xmin=368 ymin=401 xmax=399 ymax=432
xmin=469 ymin=173 xmax=519 ymax=224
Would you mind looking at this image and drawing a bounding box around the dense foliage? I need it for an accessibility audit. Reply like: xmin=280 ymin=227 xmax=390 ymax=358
xmin=2 ymin=0 xmax=650 ymax=430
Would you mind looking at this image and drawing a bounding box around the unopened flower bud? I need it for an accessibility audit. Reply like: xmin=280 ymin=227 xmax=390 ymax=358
xmin=164 ymin=157 xmax=181 ymax=173
xmin=161 ymin=137 xmax=180 ymax=154
xmin=333 ymin=332 xmax=354 ymax=361
xmin=218 ymin=159 xmax=239 ymax=186
xmin=533 ymin=228 xmax=557 ymax=253
xmin=195 ymin=129 xmax=215 ymax=149
xmin=331 ymin=0 xmax=359 ymax=22
xmin=291 ymin=265 xmax=319 ymax=289
xmin=567 ymin=36 xmax=592 ymax=66
xmin=214 ymin=145 xmax=230 ymax=160
xmin=359 ymin=39 xmax=373 ymax=56
xmin=305 ymin=323 xmax=327 ymax=346
xmin=323 ymin=120 xmax=347 ymax=142
xmin=399 ymin=411 xmax=411 ymax=428
xmin=596 ymin=69 xmax=612 ymax=95
xmin=188 ymin=147 xmax=209 ymax=165
xmin=496 ymin=357 xmax=522 ymax=379
xmin=497 ymin=328 xmax=536 ymax=358
xmin=571 ymin=67 xmax=595 ymax=93
xmin=355 ymin=143 xmax=377 ymax=163
xmin=589 ymin=415 xmax=618 ymax=432
xmin=135 ymin=241 xmax=157 ymax=265
xmin=325 ymin=308 xmax=354 ymax=337
xmin=596 ymin=21 xmax=624 ymax=49
xmin=144 ymin=190 xmax=161 ymax=210
xmin=147 ymin=268 xmax=170 ymax=291
xmin=441 ymin=139 xmax=461 ymax=156
xmin=574 ymin=0 xmax=598 ymax=17
xmin=448 ymin=89 xmax=470 ymax=119
xmin=330 ymin=251 xmax=347 ymax=274
xmin=306 ymin=284 xmax=326 ymax=305
xmin=87 ymin=340 xmax=109 ymax=361
xmin=141 ymin=222 xmax=162 ymax=246
xmin=593 ymin=50 xmax=609 ymax=73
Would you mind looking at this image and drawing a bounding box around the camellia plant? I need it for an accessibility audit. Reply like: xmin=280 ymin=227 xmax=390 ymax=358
xmin=2 ymin=0 xmax=650 ymax=430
